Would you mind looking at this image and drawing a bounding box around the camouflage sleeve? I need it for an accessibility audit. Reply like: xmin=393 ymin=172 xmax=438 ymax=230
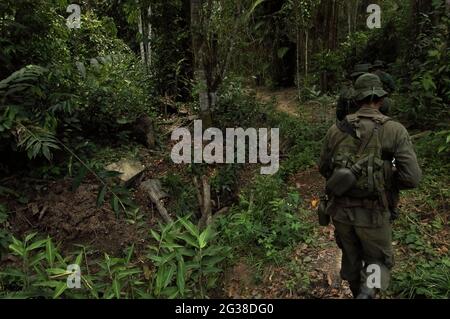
xmin=336 ymin=96 xmax=347 ymax=121
xmin=318 ymin=127 xmax=334 ymax=178
xmin=392 ymin=125 xmax=422 ymax=189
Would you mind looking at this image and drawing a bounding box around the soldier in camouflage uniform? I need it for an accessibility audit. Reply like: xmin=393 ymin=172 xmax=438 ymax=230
xmin=371 ymin=60 xmax=400 ymax=212
xmin=371 ymin=60 xmax=396 ymax=93
xmin=336 ymin=64 xmax=372 ymax=121
xmin=371 ymin=60 xmax=396 ymax=115
xmin=319 ymin=73 xmax=421 ymax=299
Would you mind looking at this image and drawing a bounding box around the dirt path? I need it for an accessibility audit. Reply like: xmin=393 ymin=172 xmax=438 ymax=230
xmin=290 ymin=169 xmax=351 ymax=299
xmin=255 ymin=87 xmax=301 ymax=117
xmin=222 ymin=88 xmax=350 ymax=299
xmin=253 ymin=87 xmax=335 ymax=124
xmin=276 ymin=89 xmax=350 ymax=298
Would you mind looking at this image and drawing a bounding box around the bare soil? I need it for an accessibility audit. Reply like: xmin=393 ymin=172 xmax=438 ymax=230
xmin=8 ymin=179 xmax=146 ymax=255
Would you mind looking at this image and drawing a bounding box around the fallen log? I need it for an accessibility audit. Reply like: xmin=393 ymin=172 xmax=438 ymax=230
xmin=140 ymin=179 xmax=173 ymax=223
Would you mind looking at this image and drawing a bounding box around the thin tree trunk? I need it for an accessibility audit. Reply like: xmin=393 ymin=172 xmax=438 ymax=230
xmin=194 ymin=175 xmax=212 ymax=229
xmin=347 ymin=1 xmax=351 ymax=36
xmin=305 ymin=30 xmax=308 ymax=85
xmin=190 ymin=0 xmax=212 ymax=127
xmin=147 ymin=5 xmax=152 ymax=69
xmin=199 ymin=175 xmax=212 ymax=228
xmin=296 ymin=26 xmax=301 ymax=100
xmin=138 ymin=11 xmax=146 ymax=65
xmin=353 ymin=0 xmax=359 ymax=33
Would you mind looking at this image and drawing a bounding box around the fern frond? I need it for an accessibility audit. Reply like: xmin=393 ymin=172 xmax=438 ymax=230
xmin=16 ymin=124 xmax=60 ymax=161
xmin=0 ymin=65 xmax=48 ymax=104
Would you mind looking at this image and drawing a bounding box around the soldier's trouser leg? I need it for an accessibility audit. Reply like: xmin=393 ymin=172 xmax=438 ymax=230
xmin=333 ymin=220 xmax=394 ymax=297
xmin=355 ymin=223 xmax=394 ymax=293
xmin=333 ymin=221 xmax=364 ymax=297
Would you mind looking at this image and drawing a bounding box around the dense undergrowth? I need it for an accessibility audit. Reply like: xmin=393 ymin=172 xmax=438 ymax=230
xmin=1 ymin=78 xmax=449 ymax=298
xmin=1 ymin=0 xmax=449 ymax=299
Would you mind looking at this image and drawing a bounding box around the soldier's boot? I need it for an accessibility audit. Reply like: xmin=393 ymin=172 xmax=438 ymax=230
xmin=349 ymin=280 xmax=361 ymax=298
xmin=356 ymin=286 xmax=376 ymax=299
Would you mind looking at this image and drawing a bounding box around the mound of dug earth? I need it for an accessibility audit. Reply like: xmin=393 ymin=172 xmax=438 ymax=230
xmin=11 ymin=180 xmax=142 ymax=254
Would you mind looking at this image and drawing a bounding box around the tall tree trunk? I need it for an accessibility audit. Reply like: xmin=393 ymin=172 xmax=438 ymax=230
xmin=318 ymin=0 xmax=340 ymax=92
xmin=138 ymin=11 xmax=146 ymax=66
xmin=347 ymin=1 xmax=351 ymax=36
xmin=147 ymin=5 xmax=152 ymax=69
xmin=296 ymin=26 xmax=301 ymax=100
xmin=190 ymin=0 xmax=212 ymax=127
xmin=305 ymin=30 xmax=309 ymax=85
xmin=138 ymin=4 xmax=152 ymax=73
xmin=353 ymin=0 xmax=359 ymax=33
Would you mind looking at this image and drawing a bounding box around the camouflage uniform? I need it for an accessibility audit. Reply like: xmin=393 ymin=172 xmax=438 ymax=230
xmin=338 ymin=62 xmax=399 ymax=216
xmin=336 ymin=64 xmax=372 ymax=121
xmin=372 ymin=60 xmax=396 ymax=115
xmin=372 ymin=60 xmax=399 ymax=211
xmin=372 ymin=60 xmax=396 ymax=93
xmin=336 ymin=85 xmax=357 ymax=121
xmin=319 ymin=73 xmax=422 ymax=298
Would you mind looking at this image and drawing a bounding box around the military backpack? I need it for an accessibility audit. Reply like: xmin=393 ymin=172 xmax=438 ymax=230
xmin=326 ymin=113 xmax=391 ymax=209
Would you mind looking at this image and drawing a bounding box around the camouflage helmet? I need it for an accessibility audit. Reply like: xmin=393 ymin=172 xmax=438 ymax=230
xmin=354 ymin=73 xmax=388 ymax=101
xmin=373 ymin=60 xmax=385 ymax=68
xmin=351 ymin=63 xmax=373 ymax=78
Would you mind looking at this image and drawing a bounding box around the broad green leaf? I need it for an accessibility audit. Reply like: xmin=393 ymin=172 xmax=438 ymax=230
xmin=33 ymin=280 xmax=60 ymax=288
xmin=148 ymin=251 xmax=176 ymax=265
xmin=179 ymin=218 xmax=199 ymax=238
xmin=184 ymin=261 xmax=201 ymax=271
xmin=42 ymin=145 xmax=51 ymax=161
xmin=202 ymin=246 xmax=228 ymax=256
xmin=150 ymin=229 xmax=161 ymax=241
xmin=9 ymin=244 xmax=25 ymax=256
xmin=112 ymin=278 xmax=121 ymax=299
xmin=75 ymin=251 xmax=83 ymax=266
xmin=161 ymin=286 xmax=179 ymax=299
xmin=178 ymin=233 xmax=199 ymax=248
xmin=72 ymin=166 xmax=88 ymax=191
xmin=11 ymin=236 xmax=23 ymax=247
xmin=155 ymin=265 xmax=167 ymax=295
xmin=199 ymin=227 xmax=212 ymax=249
xmin=202 ymin=266 xmax=222 ymax=274
xmin=46 ymin=238 xmax=55 ymax=267
xmin=203 ymin=255 xmax=226 ymax=267
xmin=126 ymin=244 xmax=134 ymax=263
xmin=176 ymin=259 xmax=186 ymax=296
xmin=96 ymin=185 xmax=107 ymax=207
xmin=178 ymin=248 xmax=196 ymax=257
xmin=111 ymin=196 xmax=119 ymax=213
xmin=161 ymin=243 xmax=184 ymax=250
xmin=25 ymin=233 xmax=37 ymax=243
xmin=117 ymin=269 xmax=141 ymax=280
xmin=0 ymin=269 xmax=26 ymax=278
xmin=53 ymin=282 xmax=67 ymax=299
xmin=27 ymin=239 xmax=48 ymax=251
xmin=29 ymin=252 xmax=46 ymax=267
xmin=47 ymin=268 xmax=71 ymax=276
xmin=163 ymin=264 xmax=176 ymax=289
